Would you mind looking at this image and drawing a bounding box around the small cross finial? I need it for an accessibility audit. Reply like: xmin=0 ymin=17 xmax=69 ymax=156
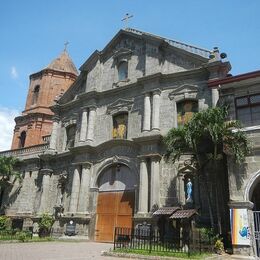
xmin=64 ymin=41 xmax=69 ymax=51
xmin=121 ymin=13 xmax=133 ymax=29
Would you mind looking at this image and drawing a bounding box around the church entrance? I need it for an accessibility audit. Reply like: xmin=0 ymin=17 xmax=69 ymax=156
xmin=95 ymin=164 xmax=136 ymax=242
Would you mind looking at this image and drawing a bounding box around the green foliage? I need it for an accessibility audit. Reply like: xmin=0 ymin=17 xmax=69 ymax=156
xmin=38 ymin=213 xmax=54 ymax=230
xmin=0 ymin=156 xmax=21 ymax=187
xmin=18 ymin=231 xmax=29 ymax=242
xmin=163 ymin=106 xmax=250 ymax=166
xmin=0 ymin=216 xmax=11 ymax=230
xmin=38 ymin=213 xmax=54 ymax=237
xmin=214 ymin=238 xmax=224 ymax=253
xmin=113 ymin=248 xmax=211 ymax=259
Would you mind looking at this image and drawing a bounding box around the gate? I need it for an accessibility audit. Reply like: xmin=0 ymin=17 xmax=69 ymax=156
xmin=253 ymin=211 xmax=260 ymax=257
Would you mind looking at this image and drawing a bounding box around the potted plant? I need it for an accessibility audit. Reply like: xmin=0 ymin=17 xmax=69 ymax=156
xmin=38 ymin=213 xmax=54 ymax=238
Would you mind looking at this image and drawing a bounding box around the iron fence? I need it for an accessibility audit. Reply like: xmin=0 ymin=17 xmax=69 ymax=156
xmin=0 ymin=230 xmax=33 ymax=241
xmin=253 ymin=211 xmax=260 ymax=257
xmin=114 ymin=226 xmax=214 ymax=255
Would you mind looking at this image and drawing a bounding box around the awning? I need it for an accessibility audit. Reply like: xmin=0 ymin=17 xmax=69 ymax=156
xmin=153 ymin=207 xmax=180 ymax=216
xmin=169 ymin=209 xmax=197 ymax=219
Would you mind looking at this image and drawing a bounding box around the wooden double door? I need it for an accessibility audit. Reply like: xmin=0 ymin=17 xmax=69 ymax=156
xmin=95 ymin=190 xmax=135 ymax=242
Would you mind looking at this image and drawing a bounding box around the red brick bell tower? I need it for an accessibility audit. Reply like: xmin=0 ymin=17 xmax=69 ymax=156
xmin=11 ymin=50 xmax=78 ymax=149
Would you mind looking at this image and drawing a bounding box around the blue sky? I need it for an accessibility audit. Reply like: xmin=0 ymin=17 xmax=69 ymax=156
xmin=0 ymin=0 xmax=260 ymax=150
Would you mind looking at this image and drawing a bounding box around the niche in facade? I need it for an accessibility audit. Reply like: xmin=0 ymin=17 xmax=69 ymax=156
xmin=112 ymin=113 xmax=128 ymax=139
xmin=177 ymin=100 xmax=198 ymax=126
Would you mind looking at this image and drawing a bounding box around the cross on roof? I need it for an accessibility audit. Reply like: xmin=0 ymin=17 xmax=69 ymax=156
xmin=64 ymin=41 xmax=69 ymax=51
xmin=121 ymin=13 xmax=133 ymax=29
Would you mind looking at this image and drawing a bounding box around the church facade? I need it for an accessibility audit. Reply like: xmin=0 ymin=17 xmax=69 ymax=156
xmin=0 ymin=28 xmax=259 ymax=257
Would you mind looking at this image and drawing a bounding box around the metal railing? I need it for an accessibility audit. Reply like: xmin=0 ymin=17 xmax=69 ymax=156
xmin=0 ymin=230 xmax=32 ymax=241
xmin=254 ymin=211 xmax=260 ymax=257
xmin=0 ymin=143 xmax=49 ymax=159
xmin=114 ymin=226 xmax=214 ymax=256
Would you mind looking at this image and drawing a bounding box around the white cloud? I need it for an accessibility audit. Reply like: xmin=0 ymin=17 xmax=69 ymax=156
xmin=11 ymin=66 xmax=18 ymax=79
xmin=0 ymin=107 xmax=20 ymax=151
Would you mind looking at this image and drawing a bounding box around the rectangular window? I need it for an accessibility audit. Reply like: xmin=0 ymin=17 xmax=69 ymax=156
xmin=236 ymin=94 xmax=260 ymax=126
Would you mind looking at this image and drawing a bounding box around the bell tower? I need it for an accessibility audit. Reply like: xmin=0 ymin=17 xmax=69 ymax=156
xmin=11 ymin=50 xmax=78 ymax=149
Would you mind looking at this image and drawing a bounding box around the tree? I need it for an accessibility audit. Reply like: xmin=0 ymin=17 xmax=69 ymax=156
xmin=0 ymin=156 xmax=21 ymax=209
xmin=163 ymin=106 xmax=249 ymax=233
xmin=0 ymin=156 xmax=21 ymax=187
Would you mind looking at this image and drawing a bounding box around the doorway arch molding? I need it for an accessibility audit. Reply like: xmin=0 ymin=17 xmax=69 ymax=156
xmin=92 ymin=156 xmax=138 ymax=189
xmin=244 ymin=169 xmax=260 ymax=202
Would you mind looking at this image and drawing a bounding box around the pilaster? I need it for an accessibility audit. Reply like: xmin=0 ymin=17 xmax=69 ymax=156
xmin=138 ymin=157 xmax=149 ymax=214
xmin=143 ymin=93 xmax=151 ymax=132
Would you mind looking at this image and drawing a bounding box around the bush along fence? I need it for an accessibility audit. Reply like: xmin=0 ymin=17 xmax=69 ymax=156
xmin=113 ymin=226 xmax=214 ymax=256
xmin=0 ymin=229 xmax=33 ymax=241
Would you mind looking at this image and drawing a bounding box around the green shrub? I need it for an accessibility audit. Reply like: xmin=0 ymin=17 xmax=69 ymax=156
xmin=38 ymin=213 xmax=54 ymax=237
xmin=18 ymin=231 xmax=28 ymax=242
xmin=214 ymin=238 xmax=224 ymax=253
xmin=0 ymin=216 xmax=11 ymax=231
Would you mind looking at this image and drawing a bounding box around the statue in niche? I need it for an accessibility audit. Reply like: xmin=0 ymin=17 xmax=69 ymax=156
xmin=112 ymin=113 xmax=128 ymax=139
xmin=186 ymin=178 xmax=193 ymax=203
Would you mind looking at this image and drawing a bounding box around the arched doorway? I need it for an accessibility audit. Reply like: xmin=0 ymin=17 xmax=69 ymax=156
xmin=95 ymin=163 xmax=136 ymax=242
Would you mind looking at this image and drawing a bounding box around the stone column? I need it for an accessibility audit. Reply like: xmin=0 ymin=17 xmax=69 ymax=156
xmin=138 ymin=158 xmax=149 ymax=214
xmin=69 ymin=166 xmax=81 ymax=213
xmin=79 ymin=109 xmax=88 ymax=142
xmin=86 ymin=106 xmax=96 ymax=141
xmin=152 ymin=90 xmax=161 ymax=130
xmin=178 ymin=174 xmax=186 ymax=206
xmin=211 ymin=87 xmax=219 ymax=107
xmin=49 ymin=117 xmax=59 ymax=150
xmin=150 ymin=156 xmax=160 ymax=210
xmin=77 ymin=163 xmax=91 ymax=214
xmin=143 ymin=93 xmax=151 ymax=132
xmin=17 ymin=171 xmax=31 ymax=214
xmin=39 ymin=169 xmax=52 ymax=213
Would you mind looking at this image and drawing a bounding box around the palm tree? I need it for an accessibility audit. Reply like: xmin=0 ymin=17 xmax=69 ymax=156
xmin=0 ymin=156 xmax=21 ymax=209
xmin=163 ymin=106 xmax=249 ymax=233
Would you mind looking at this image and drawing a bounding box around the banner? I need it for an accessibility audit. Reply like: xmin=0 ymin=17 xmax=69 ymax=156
xmin=230 ymin=208 xmax=250 ymax=245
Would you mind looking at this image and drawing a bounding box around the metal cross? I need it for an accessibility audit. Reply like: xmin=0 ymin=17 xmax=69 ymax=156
xmin=121 ymin=13 xmax=133 ymax=29
xmin=64 ymin=41 xmax=69 ymax=51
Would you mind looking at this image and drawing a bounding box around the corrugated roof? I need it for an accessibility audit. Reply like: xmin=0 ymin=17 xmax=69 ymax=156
xmin=170 ymin=209 xmax=197 ymax=219
xmin=125 ymin=28 xmax=211 ymax=59
xmin=153 ymin=207 xmax=180 ymax=216
xmin=46 ymin=51 xmax=78 ymax=75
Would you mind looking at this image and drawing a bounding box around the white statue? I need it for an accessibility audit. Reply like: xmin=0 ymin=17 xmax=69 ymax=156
xmin=186 ymin=178 xmax=193 ymax=203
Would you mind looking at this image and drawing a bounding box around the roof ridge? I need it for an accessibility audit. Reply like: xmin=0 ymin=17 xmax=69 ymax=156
xmin=124 ymin=28 xmax=211 ymax=58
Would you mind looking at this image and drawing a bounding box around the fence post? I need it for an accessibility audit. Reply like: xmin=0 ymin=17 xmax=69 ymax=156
xmin=149 ymin=225 xmax=152 ymax=253
xmin=199 ymin=229 xmax=201 ymax=254
xmin=188 ymin=232 xmax=190 ymax=258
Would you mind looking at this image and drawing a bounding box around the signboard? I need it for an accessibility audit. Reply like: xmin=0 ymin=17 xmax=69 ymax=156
xmin=230 ymin=208 xmax=250 ymax=245
xmin=65 ymin=220 xmax=76 ymax=236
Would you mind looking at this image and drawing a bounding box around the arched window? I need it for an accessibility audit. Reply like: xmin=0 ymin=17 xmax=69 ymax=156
xmin=118 ymin=61 xmax=128 ymax=81
xmin=177 ymin=100 xmax=198 ymax=126
xmin=19 ymin=131 xmax=26 ymax=148
xmin=32 ymin=85 xmax=40 ymax=105
xmin=112 ymin=113 xmax=128 ymax=139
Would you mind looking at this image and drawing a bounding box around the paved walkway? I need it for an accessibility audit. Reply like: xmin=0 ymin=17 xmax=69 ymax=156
xmin=0 ymin=241 xmax=119 ymax=260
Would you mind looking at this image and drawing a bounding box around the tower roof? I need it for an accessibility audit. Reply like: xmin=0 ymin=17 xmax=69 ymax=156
xmin=46 ymin=50 xmax=78 ymax=75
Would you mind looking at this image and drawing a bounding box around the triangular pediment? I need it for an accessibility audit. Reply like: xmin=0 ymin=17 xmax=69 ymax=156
xmin=107 ymin=98 xmax=134 ymax=115
xmin=80 ymin=28 xmax=210 ymax=71
xmin=169 ymin=84 xmax=199 ymax=100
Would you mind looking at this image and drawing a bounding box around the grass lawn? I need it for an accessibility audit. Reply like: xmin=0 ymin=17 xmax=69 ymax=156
xmin=114 ymin=248 xmax=211 ymax=259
